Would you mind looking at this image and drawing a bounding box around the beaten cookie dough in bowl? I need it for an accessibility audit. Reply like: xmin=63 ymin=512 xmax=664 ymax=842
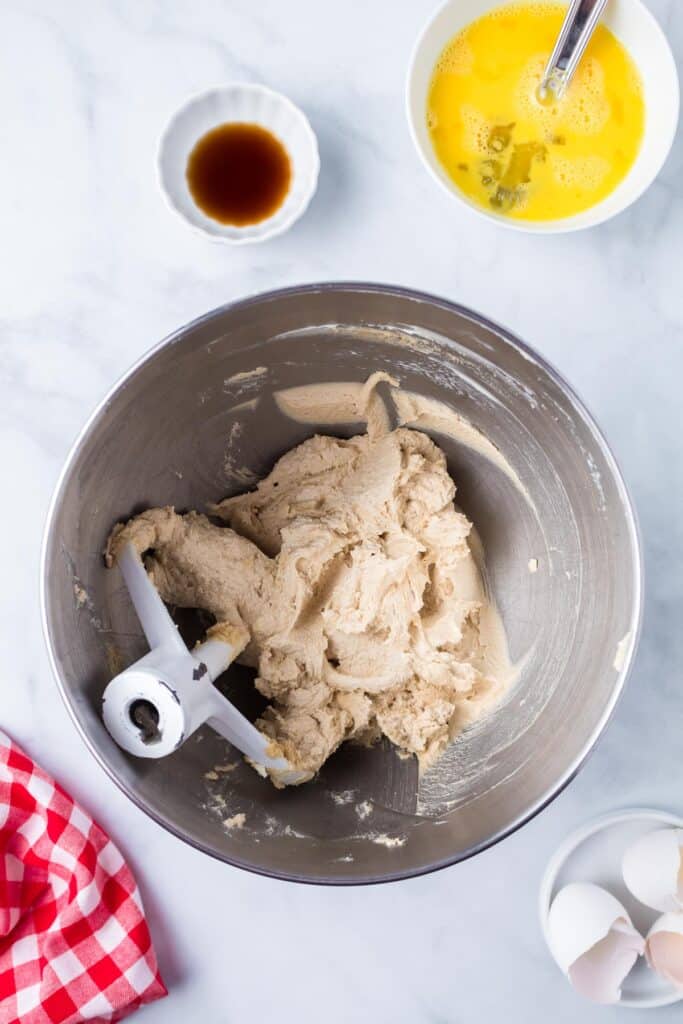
xmin=42 ymin=284 xmax=641 ymax=883
xmin=106 ymin=375 xmax=516 ymax=787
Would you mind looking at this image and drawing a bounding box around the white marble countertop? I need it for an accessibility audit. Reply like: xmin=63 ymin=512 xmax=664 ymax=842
xmin=2 ymin=1 xmax=682 ymax=1020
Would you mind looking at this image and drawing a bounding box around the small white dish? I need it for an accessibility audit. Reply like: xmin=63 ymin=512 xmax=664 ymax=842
xmin=406 ymin=0 xmax=680 ymax=233
xmin=158 ymin=84 xmax=319 ymax=244
xmin=540 ymin=808 xmax=683 ymax=1008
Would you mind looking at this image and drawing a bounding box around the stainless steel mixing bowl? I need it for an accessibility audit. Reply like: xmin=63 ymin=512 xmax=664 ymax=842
xmin=41 ymin=283 xmax=642 ymax=884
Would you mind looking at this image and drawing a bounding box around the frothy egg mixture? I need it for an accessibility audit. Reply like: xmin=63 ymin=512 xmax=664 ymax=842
xmin=427 ymin=2 xmax=645 ymax=221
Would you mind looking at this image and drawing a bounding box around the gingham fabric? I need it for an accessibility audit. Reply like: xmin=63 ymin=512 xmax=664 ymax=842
xmin=0 ymin=730 xmax=166 ymax=1023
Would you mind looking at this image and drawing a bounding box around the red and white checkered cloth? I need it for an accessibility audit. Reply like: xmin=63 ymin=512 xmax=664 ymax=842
xmin=0 ymin=730 xmax=166 ymax=1023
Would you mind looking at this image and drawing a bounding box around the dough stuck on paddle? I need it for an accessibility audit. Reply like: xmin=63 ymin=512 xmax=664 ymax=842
xmin=107 ymin=421 xmax=510 ymax=785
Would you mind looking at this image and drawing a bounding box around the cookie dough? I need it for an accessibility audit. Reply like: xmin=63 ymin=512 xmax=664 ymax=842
xmin=107 ymin=404 xmax=510 ymax=785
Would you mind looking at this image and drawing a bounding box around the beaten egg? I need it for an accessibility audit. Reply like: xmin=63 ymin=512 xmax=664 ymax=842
xmin=427 ymin=2 xmax=645 ymax=221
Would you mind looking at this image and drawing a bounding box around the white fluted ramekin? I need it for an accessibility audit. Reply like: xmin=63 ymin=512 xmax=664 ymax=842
xmin=158 ymin=84 xmax=319 ymax=244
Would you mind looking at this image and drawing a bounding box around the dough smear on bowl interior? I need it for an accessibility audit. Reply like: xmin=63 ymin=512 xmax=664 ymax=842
xmin=106 ymin=374 xmax=515 ymax=785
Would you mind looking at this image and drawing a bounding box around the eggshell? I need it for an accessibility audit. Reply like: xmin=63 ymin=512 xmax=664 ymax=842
xmin=622 ymin=828 xmax=683 ymax=913
xmin=645 ymin=912 xmax=683 ymax=989
xmin=547 ymin=883 xmax=645 ymax=1004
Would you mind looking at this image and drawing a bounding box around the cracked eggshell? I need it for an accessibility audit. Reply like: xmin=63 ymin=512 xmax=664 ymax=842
xmin=547 ymin=883 xmax=645 ymax=1004
xmin=622 ymin=828 xmax=683 ymax=913
xmin=646 ymin=913 xmax=683 ymax=989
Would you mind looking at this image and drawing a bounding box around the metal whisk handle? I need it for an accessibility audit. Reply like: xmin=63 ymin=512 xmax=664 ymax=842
xmin=538 ymin=0 xmax=609 ymax=102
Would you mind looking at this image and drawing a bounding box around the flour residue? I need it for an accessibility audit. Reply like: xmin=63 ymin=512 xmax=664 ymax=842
xmin=72 ymin=573 xmax=104 ymax=631
xmin=223 ymin=812 xmax=246 ymax=830
xmin=224 ymin=366 xmax=268 ymax=386
xmin=370 ymin=833 xmax=406 ymax=848
xmin=331 ymin=790 xmax=356 ymax=806
xmin=221 ymin=399 xmax=261 ymax=488
xmin=223 ymin=418 xmax=259 ymax=487
xmin=356 ymin=800 xmax=373 ymax=820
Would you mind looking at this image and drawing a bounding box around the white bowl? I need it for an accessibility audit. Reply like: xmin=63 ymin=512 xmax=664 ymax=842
xmin=406 ymin=0 xmax=679 ymax=233
xmin=158 ymin=84 xmax=320 ymax=244
xmin=539 ymin=809 xmax=683 ymax=1008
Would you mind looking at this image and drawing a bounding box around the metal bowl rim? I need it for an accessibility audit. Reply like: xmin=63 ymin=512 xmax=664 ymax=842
xmin=39 ymin=281 xmax=644 ymax=885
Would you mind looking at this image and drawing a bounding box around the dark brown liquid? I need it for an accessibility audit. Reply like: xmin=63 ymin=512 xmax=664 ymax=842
xmin=186 ymin=122 xmax=291 ymax=226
